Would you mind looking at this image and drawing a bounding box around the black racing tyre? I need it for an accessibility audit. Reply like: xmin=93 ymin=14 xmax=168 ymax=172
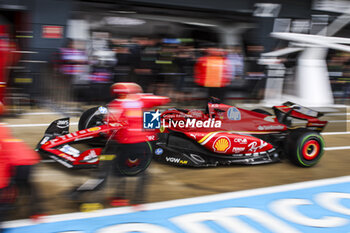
xmin=287 ymin=129 xmax=325 ymax=167
xmin=113 ymin=142 xmax=153 ymax=176
xmin=252 ymin=109 xmax=272 ymax=116
xmin=78 ymin=107 xmax=106 ymax=131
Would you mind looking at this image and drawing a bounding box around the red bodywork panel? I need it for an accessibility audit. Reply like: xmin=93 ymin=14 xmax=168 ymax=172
xmin=184 ymin=131 xmax=273 ymax=154
xmin=162 ymin=103 xmax=287 ymax=133
xmin=161 ymin=103 xmax=284 ymax=155
xmin=161 ymin=102 xmax=326 ymax=155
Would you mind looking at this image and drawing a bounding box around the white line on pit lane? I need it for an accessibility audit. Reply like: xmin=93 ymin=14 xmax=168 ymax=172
xmin=325 ymin=112 xmax=349 ymax=116
xmin=20 ymin=111 xmax=81 ymax=116
xmin=328 ymin=120 xmax=350 ymax=123
xmin=321 ymin=132 xmax=350 ymax=135
xmin=294 ymin=119 xmax=350 ymax=123
xmin=324 ymin=146 xmax=350 ymax=151
xmin=7 ymin=122 xmax=78 ymax=127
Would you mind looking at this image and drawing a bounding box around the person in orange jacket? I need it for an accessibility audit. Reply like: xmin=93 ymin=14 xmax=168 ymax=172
xmin=69 ymin=82 xmax=170 ymax=207
xmin=194 ymin=47 xmax=231 ymax=101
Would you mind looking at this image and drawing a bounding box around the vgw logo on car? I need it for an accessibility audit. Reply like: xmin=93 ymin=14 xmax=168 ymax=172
xmin=143 ymin=110 xmax=161 ymax=129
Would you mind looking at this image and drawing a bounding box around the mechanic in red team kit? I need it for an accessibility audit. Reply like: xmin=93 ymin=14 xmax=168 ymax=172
xmin=0 ymin=122 xmax=15 ymax=232
xmin=70 ymin=82 xmax=170 ymax=207
xmin=0 ymin=105 xmax=44 ymax=231
xmin=8 ymin=138 xmax=44 ymax=218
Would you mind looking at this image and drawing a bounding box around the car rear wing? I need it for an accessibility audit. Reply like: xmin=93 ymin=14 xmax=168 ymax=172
xmin=273 ymin=102 xmax=327 ymax=131
xmin=282 ymin=102 xmax=324 ymax=117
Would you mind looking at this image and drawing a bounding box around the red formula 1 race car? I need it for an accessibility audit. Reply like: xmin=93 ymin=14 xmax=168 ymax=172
xmin=36 ymin=99 xmax=327 ymax=170
xmin=153 ymin=99 xmax=327 ymax=167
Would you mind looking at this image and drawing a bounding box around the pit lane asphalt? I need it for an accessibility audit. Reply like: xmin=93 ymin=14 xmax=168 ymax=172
xmin=2 ymin=107 xmax=350 ymax=219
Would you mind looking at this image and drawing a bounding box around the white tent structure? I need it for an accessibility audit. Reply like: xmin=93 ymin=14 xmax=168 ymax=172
xmin=261 ymin=9 xmax=350 ymax=107
xmin=262 ymin=33 xmax=350 ymax=106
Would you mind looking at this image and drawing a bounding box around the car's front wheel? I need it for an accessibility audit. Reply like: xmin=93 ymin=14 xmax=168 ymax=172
xmin=78 ymin=106 xmax=107 ymax=131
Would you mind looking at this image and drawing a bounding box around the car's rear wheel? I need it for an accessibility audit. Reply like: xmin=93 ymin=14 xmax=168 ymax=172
xmin=287 ymin=129 xmax=324 ymax=167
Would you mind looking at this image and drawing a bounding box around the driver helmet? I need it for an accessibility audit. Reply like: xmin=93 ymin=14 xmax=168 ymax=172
xmin=110 ymin=82 xmax=143 ymax=99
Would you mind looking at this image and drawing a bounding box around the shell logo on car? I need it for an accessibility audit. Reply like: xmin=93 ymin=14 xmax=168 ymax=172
xmin=88 ymin=127 xmax=101 ymax=132
xmin=213 ymin=136 xmax=231 ymax=153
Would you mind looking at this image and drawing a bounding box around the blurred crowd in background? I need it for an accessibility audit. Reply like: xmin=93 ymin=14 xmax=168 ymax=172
xmin=1 ymin=27 xmax=248 ymax=113
xmin=3 ymin=30 xmax=350 ymax=114
xmin=53 ymin=36 xmax=245 ymax=105
xmin=0 ymin=0 xmax=346 ymax=114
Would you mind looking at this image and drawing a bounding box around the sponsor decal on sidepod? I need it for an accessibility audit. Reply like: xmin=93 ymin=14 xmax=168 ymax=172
xmin=232 ymin=147 xmax=246 ymax=153
xmin=213 ymin=136 xmax=231 ymax=153
xmin=234 ymin=138 xmax=248 ymax=144
xmin=248 ymin=139 xmax=268 ymax=152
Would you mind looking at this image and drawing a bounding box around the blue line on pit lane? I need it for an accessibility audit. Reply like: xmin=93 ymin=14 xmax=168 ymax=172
xmin=4 ymin=176 xmax=350 ymax=233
